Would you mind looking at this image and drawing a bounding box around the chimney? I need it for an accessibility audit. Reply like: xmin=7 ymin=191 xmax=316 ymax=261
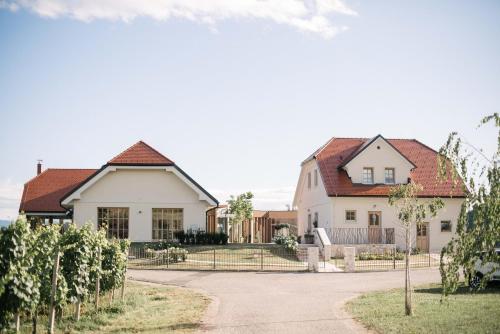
xmin=37 ymin=160 xmax=43 ymax=175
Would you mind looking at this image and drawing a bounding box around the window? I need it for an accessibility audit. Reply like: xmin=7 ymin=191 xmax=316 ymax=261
xmin=307 ymin=214 xmax=312 ymax=232
xmin=385 ymin=168 xmax=395 ymax=184
xmin=307 ymin=172 xmax=311 ymax=189
xmin=152 ymin=208 xmax=184 ymax=240
xmin=314 ymin=212 xmax=319 ymax=227
xmin=98 ymin=207 xmax=129 ymax=239
xmin=345 ymin=210 xmax=357 ymax=222
xmin=314 ymin=169 xmax=318 ymax=187
xmin=441 ymin=220 xmax=452 ymax=232
xmin=362 ymin=168 xmax=374 ymax=184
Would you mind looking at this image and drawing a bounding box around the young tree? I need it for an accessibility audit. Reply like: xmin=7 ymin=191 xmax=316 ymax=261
xmin=227 ymin=192 xmax=254 ymax=235
xmin=388 ymin=182 xmax=444 ymax=315
xmin=438 ymin=113 xmax=499 ymax=295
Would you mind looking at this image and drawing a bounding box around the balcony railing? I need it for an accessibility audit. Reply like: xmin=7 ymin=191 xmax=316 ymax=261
xmin=326 ymin=227 xmax=395 ymax=245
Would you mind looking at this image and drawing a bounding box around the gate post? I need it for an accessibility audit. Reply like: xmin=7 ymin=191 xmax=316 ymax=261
xmin=344 ymin=247 xmax=355 ymax=272
xmin=307 ymin=247 xmax=319 ymax=272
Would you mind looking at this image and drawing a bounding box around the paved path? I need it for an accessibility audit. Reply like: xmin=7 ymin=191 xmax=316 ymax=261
xmin=128 ymin=268 xmax=441 ymax=334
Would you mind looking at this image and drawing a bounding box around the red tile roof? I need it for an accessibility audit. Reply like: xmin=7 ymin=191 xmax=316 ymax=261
xmin=19 ymin=141 xmax=218 ymax=214
xmin=108 ymin=141 xmax=174 ymax=165
xmin=314 ymin=138 xmax=465 ymax=197
xmin=19 ymin=169 xmax=97 ymax=213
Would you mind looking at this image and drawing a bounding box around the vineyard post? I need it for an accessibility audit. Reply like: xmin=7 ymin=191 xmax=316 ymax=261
xmin=95 ymin=247 xmax=101 ymax=311
xmin=48 ymin=249 xmax=60 ymax=334
xmin=75 ymin=301 xmax=81 ymax=321
xmin=121 ymin=268 xmax=127 ymax=302
xmin=15 ymin=313 xmax=20 ymax=333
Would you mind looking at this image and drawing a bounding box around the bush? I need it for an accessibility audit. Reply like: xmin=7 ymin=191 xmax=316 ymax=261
xmin=358 ymin=251 xmax=404 ymax=261
xmin=174 ymin=230 xmax=228 ymax=245
xmin=273 ymin=235 xmax=298 ymax=252
xmin=145 ymin=247 xmax=188 ymax=263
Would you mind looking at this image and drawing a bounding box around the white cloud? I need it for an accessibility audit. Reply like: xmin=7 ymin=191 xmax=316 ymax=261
xmin=1 ymin=0 xmax=357 ymax=39
xmin=211 ymin=186 xmax=295 ymax=211
xmin=0 ymin=179 xmax=23 ymax=221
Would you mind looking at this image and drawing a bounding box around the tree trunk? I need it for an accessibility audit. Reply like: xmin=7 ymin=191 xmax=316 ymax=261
xmin=405 ymin=226 xmax=412 ymax=316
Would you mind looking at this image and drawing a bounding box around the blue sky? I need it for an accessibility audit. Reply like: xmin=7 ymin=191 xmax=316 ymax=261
xmin=0 ymin=0 xmax=498 ymax=220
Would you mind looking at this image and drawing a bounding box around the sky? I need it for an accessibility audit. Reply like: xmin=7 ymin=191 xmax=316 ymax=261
xmin=0 ymin=0 xmax=499 ymax=220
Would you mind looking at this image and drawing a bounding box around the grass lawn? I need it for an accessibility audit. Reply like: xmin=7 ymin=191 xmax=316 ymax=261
xmin=346 ymin=283 xmax=500 ymax=334
xmin=18 ymin=281 xmax=210 ymax=334
xmin=129 ymin=246 xmax=307 ymax=271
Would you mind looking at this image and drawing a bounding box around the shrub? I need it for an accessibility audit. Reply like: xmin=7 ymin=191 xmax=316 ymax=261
xmin=273 ymin=235 xmax=298 ymax=252
xmin=174 ymin=230 xmax=228 ymax=245
xmin=145 ymin=247 xmax=188 ymax=263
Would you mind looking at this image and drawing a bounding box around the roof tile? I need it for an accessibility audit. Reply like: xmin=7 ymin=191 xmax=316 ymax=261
xmin=315 ymin=138 xmax=465 ymax=197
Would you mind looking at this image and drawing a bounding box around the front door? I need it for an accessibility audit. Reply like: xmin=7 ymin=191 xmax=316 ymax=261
xmin=368 ymin=211 xmax=382 ymax=244
xmin=416 ymin=222 xmax=429 ymax=252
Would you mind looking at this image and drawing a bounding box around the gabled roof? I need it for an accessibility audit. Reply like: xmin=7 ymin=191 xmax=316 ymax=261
xmin=20 ymin=141 xmax=218 ymax=214
xmin=337 ymin=134 xmax=416 ymax=169
xmin=309 ymin=137 xmax=465 ymax=197
xmin=19 ymin=169 xmax=97 ymax=213
xmin=108 ymin=141 xmax=174 ymax=165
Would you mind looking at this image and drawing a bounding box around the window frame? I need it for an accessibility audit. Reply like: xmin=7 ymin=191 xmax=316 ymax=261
xmin=345 ymin=210 xmax=357 ymax=223
xmin=440 ymin=220 xmax=452 ymax=232
xmin=362 ymin=167 xmax=374 ymax=184
xmin=384 ymin=168 xmax=395 ymax=184
xmin=152 ymin=208 xmax=184 ymax=240
xmin=97 ymin=207 xmax=129 ymax=239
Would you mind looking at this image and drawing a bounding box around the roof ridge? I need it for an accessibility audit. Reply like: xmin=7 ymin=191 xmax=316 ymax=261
xmin=108 ymin=140 xmax=174 ymax=164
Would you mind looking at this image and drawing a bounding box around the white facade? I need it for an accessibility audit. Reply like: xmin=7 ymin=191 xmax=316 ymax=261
xmin=293 ymin=137 xmax=464 ymax=253
xmin=65 ymin=167 xmax=214 ymax=242
xmin=342 ymin=136 xmax=414 ymax=184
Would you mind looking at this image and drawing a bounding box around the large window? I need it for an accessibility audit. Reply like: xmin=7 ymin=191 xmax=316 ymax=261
xmin=152 ymin=208 xmax=183 ymax=240
xmin=385 ymin=168 xmax=395 ymax=184
xmin=314 ymin=169 xmax=318 ymax=187
xmin=307 ymin=172 xmax=311 ymax=189
xmin=98 ymin=207 xmax=129 ymax=239
xmin=362 ymin=168 xmax=374 ymax=184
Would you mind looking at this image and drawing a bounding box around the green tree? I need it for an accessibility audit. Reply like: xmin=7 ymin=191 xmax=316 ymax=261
xmin=438 ymin=113 xmax=499 ymax=295
xmin=227 ymin=192 xmax=254 ymax=237
xmin=388 ymin=182 xmax=444 ymax=315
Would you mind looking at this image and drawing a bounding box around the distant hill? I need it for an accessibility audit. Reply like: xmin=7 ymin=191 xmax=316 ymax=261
xmin=0 ymin=220 xmax=12 ymax=228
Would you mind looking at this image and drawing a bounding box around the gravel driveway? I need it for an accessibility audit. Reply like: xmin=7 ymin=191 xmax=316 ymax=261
xmin=128 ymin=268 xmax=441 ymax=334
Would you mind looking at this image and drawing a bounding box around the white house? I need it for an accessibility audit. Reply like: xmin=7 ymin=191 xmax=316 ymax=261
xmin=19 ymin=141 xmax=218 ymax=241
xmin=293 ymin=135 xmax=465 ymax=254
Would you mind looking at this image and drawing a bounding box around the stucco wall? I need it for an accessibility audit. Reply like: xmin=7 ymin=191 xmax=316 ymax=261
xmin=72 ymin=169 xmax=210 ymax=241
xmin=294 ymin=160 xmax=332 ymax=238
xmin=331 ymin=197 xmax=463 ymax=253
xmin=343 ymin=137 xmax=413 ymax=184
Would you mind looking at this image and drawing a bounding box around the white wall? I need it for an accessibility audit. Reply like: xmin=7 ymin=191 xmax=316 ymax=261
xmin=72 ymin=169 xmax=210 ymax=241
xmin=294 ymin=160 xmax=332 ymax=237
xmin=343 ymin=137 xmax=413 ymax=184
xmin=331 ymin=197 xmax=463 ymax=252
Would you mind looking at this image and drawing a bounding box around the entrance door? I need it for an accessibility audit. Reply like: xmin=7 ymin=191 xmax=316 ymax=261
xmin=416 ymin=223 xmax=429 ymax=252
xmin=368 ymin=211 xmax=382 ymax=244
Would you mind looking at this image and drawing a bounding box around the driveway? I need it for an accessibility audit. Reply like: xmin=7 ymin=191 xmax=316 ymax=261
xmin=128 ymin=268 xmax=441 ymax=334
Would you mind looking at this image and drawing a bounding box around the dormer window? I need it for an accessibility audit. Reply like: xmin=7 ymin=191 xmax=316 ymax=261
xmin=362 ymin=168 xmax=374 ymax=184
xmin=385 ymin=168 xmax=395 ymax=184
